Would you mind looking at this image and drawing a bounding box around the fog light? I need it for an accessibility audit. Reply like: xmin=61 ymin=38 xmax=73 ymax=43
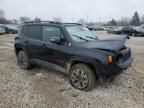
xmin=108 ymin=55 xmax=113 ymax=63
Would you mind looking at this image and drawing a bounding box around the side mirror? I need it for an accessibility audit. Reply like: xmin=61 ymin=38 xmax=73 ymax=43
xmin=50 ymin=37 xmax=66 ymax=44
xmin=50 ymin=37 xmax=60 ymax=43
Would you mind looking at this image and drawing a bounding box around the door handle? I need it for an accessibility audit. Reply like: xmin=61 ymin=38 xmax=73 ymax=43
xmin=42 ymin=44 xmax=46 ymax=49
xmin=24 ymin=40 xmax=29 ymax=44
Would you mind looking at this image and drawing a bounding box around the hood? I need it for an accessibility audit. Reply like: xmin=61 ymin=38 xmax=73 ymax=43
xmin=78 ymin=35 xmax=128 ymax=52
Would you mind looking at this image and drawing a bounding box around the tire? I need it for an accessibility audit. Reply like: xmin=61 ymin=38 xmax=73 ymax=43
xmin=69 ymin=63 xmax=97 ymax=91
xmin=9 ymin=31 xmax=13 ymax=34
xmin=17 ymin=51 xmax=32 ymax=69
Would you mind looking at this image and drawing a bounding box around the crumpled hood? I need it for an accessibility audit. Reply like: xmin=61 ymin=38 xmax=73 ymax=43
xmin=78 ymin=35 xmax=128 ymax=52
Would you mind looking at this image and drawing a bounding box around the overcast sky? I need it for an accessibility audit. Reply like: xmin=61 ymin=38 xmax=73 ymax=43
xmin=0 ymin=0 xmax=144 ymax=22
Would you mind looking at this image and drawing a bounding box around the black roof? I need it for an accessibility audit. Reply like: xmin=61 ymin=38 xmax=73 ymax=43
xmin=23 ymin=21 xmax=82 ymax=26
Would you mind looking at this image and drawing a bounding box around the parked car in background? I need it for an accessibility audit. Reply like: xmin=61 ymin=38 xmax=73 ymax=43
xmin=7 ymin=25 xmax=18 ymax=34
xmin=134 ymin=28 xmax=144 ymax=37
xmin=88 ymin=25 xmax=104 ymax=31
xmin=93 ymin=25 xmax=104 ymax=31
xmin=0 ymin=24 xmax=18 ymax=34
xmin=140 ymin=25 xmax=144 ymax=29
xmin=113 ymin=27 xmax=123 ymax=34
xmin=114 ymin=26 xmax=134 ymax=35
xmin=115 ymin=26 xmax=144 ymax=37
xmin=106 ymin=26 xmax=115 ymax=34
xmin=0 ymin=27 xmax=5 ymax=34
xmin=0 ymin=25 xmax=9 ymax=33
xmin=87 ymin=26 xmax=95 ymax=30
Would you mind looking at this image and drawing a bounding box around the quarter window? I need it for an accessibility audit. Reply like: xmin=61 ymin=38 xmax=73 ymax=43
xmin=22 ymin=25 xmax=42 ymax=40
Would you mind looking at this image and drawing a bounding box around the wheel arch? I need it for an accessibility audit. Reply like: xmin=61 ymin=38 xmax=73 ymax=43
xmin=66 ymin=58 xmax=101 ymax=80
xmin=15 ymin=44 xmax=26 ymax=56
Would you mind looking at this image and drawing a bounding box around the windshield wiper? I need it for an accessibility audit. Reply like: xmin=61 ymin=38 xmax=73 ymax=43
xmin=86 ymin=36 xmax=98 ymax=40
xmin=72 ymin=34 xmax=89 ymax=41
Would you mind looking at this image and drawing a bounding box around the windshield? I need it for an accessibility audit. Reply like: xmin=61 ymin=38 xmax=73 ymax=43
xmin=66 ymin=25 xmax=98 ymax=42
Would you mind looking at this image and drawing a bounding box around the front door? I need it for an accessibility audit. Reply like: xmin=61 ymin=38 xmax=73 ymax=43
xmin=41 ymin=26 xmax=68 ymax=69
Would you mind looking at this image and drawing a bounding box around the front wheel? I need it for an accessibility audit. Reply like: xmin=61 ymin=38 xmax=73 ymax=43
xmin=69 ymin=63 xmax=97 ymax=91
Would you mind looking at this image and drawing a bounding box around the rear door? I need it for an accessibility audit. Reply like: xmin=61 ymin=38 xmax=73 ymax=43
xmin=22 ymin=25 xmax=43 ymax=60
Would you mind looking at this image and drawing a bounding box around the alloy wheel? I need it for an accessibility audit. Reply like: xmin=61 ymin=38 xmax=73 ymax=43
xmin=71 ymin=69 xmax=88 ymax=89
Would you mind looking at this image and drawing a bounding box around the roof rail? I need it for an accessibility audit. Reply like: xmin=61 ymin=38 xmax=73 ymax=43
xmin=64 ymin=23 xmax=82 ymax=25
xmin=23 ymin=21 xmax=82 ymax=25
xmin=23 ymin=21 xmax=35 ymax=24
xmin=23 ymin=20 xmax=62 ymax=24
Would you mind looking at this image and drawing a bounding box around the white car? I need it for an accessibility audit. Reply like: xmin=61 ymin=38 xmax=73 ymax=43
xmin=0 ymin=27 xmax=5 ymax=34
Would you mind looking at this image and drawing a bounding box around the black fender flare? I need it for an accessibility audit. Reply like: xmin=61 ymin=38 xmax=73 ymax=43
xmin=14 ymin=44 xmax=28 ymax=56
xmin=65 ymin=57 xmax=102 ymax=79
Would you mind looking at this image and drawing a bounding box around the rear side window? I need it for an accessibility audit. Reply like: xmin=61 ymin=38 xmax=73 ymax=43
xmin=22 ymin=25 xmax=42 ymax=40
xmin=42 ymin=26 xmax=62 ymax=42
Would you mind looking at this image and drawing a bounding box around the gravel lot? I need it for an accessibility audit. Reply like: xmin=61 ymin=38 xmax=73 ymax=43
xmin=0 ymin=32 xmax=144 ymax=108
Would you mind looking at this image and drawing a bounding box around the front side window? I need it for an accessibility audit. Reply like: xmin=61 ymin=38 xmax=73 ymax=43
xmin=66 ymin=25 xmax=98 ymax=42
xmin=42 ymin=26 xmax=62 ymax=42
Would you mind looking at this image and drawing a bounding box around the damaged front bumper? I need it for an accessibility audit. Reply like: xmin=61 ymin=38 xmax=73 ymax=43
xmin=117 ymin=56 xmax=133 ymax=69
xmin=97 ymin=48 xmax=133 ymax=80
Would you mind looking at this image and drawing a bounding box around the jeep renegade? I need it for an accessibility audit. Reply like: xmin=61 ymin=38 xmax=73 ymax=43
xmin=15 ymin=21 xmax=133 ymax=91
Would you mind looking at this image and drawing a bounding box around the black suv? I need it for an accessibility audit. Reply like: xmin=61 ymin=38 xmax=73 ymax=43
xmin=15 ymin=21 xmax=133 ymax=91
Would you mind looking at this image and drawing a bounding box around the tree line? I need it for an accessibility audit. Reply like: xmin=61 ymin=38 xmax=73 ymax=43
xmin=107 ymin=12 xmax=144 ymax=26
xmin=0 ymin=8 xmax=144 ymax=26
xmin=0 ymin=9 xmax=42 ymax=24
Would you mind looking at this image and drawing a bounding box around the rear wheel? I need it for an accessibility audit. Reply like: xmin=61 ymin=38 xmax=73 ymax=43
xmin=9 ymin=30 xmax=13 ymax=34
xmin=17 ymin=51 xmax=32 ymax=69
xmin=69 ymin=63 xmax=97 ymax=91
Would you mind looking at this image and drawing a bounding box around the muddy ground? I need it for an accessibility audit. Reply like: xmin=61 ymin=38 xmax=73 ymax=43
xmin=0 ymin=32 xmax=144 ymax=108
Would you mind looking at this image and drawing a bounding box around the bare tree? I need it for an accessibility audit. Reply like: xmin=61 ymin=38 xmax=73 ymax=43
xmin=34 ymin=17 xmax=41 ymax=22
xmin=0 ymin=9 xmax=5 ymax=18
xmin=12 ymin=19 xmax=18 ymax=24
xmin=77 ymin=18 xmax=86 ymax=25
xmin=117 ymin=17 xmax=130 ymax=26
xmin=131 ymin=12 xmax=140 ymax=26
xmin=0 ymin=9 xmax=12 ymax=24
xmin=87 ymin=21 xmax=95 ymax=27
xmin=53 ymin=17 xmax=62 ymax=22
xmin=107 ymin=19 xmax=117 ymax=26
xmin=19 ymin=17 xmax=31 ymax=24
